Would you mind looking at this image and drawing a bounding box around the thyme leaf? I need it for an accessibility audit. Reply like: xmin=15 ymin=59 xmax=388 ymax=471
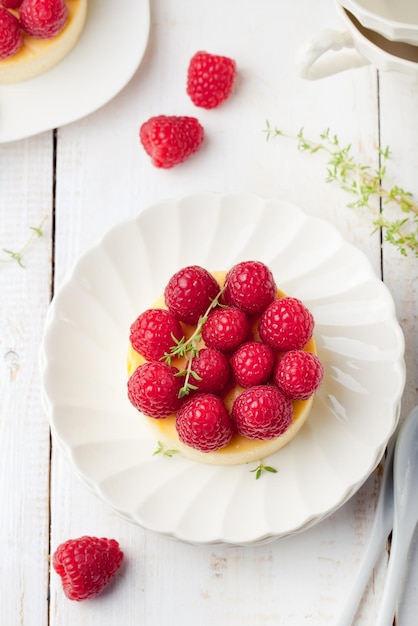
xmin=1 ymin=216 xmax=48 ymax=267
xmin=250 ymin=461 xmax=278 ymax=480
xmin=163 ymin=284 xmax=227 ymax=397
xmin=153 ymin=441 xmax=179 ymax=458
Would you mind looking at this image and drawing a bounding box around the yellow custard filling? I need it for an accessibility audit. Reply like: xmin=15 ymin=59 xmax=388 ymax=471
xmin=0 ymin=0 xmax=87 ymax=84
xmin=127 ymin=272 xmax=317 ymax=466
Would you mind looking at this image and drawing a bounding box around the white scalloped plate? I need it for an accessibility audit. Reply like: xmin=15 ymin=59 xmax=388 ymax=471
xmin=40 ymin=192 xmax=405 ymax=545
xmin=0 ymin=0 xmax=150 ymax=143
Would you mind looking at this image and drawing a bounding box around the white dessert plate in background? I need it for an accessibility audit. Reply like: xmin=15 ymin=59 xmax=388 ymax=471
xmin=0 ymin=0 xmax=150 ymax=143
xmin=40 ymin=192 xmax=405 ymax=545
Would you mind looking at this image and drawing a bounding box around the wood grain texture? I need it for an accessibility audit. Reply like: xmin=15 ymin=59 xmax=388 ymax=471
xmin=0 ymin=132 xmax=53 ymax=626
xmin=0 ymin=0 xmax=416 ymax=625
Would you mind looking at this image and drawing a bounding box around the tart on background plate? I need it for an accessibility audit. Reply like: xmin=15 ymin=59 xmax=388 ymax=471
xmin=0 ymin=0 xmax=150 ymax=143
xmin=0 ymin=0 xmax=88 ymax=84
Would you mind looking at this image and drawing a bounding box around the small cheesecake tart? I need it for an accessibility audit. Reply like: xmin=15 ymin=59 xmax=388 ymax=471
xmin=127 ymin=271 xmax=317 ymax=466
xmin=0 ymin=0 xmax=87 ymax=84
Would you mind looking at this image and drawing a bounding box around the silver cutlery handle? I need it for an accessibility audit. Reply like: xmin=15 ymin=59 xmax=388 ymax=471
xmin=375 ymin=522 xmax=415 ymax=626
xmin=335 ymin=445 xmax=394 ymax=626
xmin=334 ymin=530 xmax=391 ymax=625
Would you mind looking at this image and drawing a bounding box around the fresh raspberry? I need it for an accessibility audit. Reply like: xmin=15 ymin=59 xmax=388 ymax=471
xmin=128 ymin=361 xmax=183 ymax=418
xmin=129 ymin=308 xmax=184 ymax=362
xmin=139 ymin=115 xmax=204 ymax=169
xmin=258 ymin=296 xmax=314 ymax=351
xmin=231 ymin=341 xmax=275 ymax=388
xmin=186 ymin=51 xmax=236 ymax=109
xmin=164 ymin=265 xmax=219 ymax=325
xmin=0 ymin=1 xmax=23 ymax=9
xmin=231 ymin=385 xmax=293 ymax=440
xmin=189 ymin=347 xmax=231 ymax=394
xmin=0 ymin=8 xmax=22 ymax=59
xmin=273 ymin=350 xmax=324 ymax=400
xmin=52 ymin=536 xmax=123 ymax=601
xmin=202 ymin=306 xmax=250 ymax=352
xmin=176 ymin=393 xmax=234 ymax=452
xmin=20 ymin=0 xmax=68 ymax=39
xmin=224 ymin=260 xmax=277 ymax=315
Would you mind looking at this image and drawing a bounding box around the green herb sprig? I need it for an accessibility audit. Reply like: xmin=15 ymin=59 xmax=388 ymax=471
xmin=164 ymin=284 xmax=227 ymax=397
xmin=153 ymin=441 xmax=179 ymax=458
xmin=1 ymin=216 xmax=48 ymax=267
xmin=250 ymin=461 xmax=278 ymax=480
xmin=264 ymin=123 xmax=418 ymax=257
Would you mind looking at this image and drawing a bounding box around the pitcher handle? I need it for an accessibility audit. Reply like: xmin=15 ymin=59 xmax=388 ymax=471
xmin=295 ymin=28 xmax=370 ymax=79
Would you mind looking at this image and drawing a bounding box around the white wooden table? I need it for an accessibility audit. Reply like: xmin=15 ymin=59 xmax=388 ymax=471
xmin=1 ymin=1 xmax=417 ymax=624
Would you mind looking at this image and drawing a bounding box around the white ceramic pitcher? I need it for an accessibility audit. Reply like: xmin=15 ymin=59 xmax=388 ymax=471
xmin=296 ymin=2 xmax=418 ymax=79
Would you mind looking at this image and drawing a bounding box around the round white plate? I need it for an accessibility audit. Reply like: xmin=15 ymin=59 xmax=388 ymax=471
xmin=40 ymin=192 xmax=405 ymax=545
xmin=0 ymin=0 xmax=150 ymax=143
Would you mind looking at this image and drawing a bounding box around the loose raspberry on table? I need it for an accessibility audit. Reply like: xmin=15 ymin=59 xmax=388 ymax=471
xmin=139 ymin=115 xmax=204 ymax=169
xmin=189 ymin=347 xmax=231 ymax=395
xmin=128 ymin=361 xmax=183 ymax=418
xmin=20 ymin=0 xmax=68 ymax=39
xmin=231 ymin=385 xmax=293 ymax=440
xmin=0 ymin=8 xmax=22 ymax=59
xmin=273 ymin=350 xmax=324 ymax=400
xmin=224 ymin=260 xmax=277 ymax=315
xmin=176 ymin=393 xmax=234 ymax=452
xmin=130 ymin=308 xmax=184 ymax=362
xmin=231 ymin=341 xmax=275 ymax=388
xmin=258 ymin=296 xmax=314 ymax=351
xmin=52 ymin=536 xmax=123 ymax=601
xmin=187 ymin=50 xmax=236 ymax=109
xmin=164 ymin=265 xmax=220 ymax=325
xmin=202 ymin=306 xmax=250 ymax=352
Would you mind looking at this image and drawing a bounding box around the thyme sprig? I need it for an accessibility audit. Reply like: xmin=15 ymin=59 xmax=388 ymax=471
xmin=153 ymin=440 xmax=179 ymax=457
xmin=250 ymin=461 xmax=278 ymax=480
xmin=1 ymin=216 xmax=48 ymax=267
xmin=264 ymin=123 xmax=418 ymax=257
xmin=164 ymin=284 xmax=227 ymax=398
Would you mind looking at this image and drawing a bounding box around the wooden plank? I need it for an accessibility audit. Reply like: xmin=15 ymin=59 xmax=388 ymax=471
xmin=378 ymin=70 xmax=418 ymax=626
xmin=0 ymin=132 xmax=53 ymax=626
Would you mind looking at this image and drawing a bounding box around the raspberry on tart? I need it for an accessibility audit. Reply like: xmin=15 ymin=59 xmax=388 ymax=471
xmin=176 ymin=393 xmax=235 ymax=452
xmin=189 ymin=347 xmax=231 ymax=395
xmin=231 ymin=340 xmax=275 ymax=388
xmin=224 ymin=260 xmax=277 ymax=315
xmin=258 ymin=296 xmax=314 ymax=351
xmin=201 ymin=306 xmax=250 ymax=352
xmin=231 ymin=385 xmax=294 ymax=440
xmin=164 ymin=264 xmax=219 ymax=324
xmin=273 ymin=350 xmax=324 ymax=400
xmin=20 ymin=0 xmax=68 ymax=39
xmin=0 ymin=1 xmax=23 ymax=8
xmin=127 ymin=361 xmax=183 ymax=419
xmin=129 ymin=308 xmax=184 ymax=362
xmin=0 ymin=8 xmax=22 ymax=59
